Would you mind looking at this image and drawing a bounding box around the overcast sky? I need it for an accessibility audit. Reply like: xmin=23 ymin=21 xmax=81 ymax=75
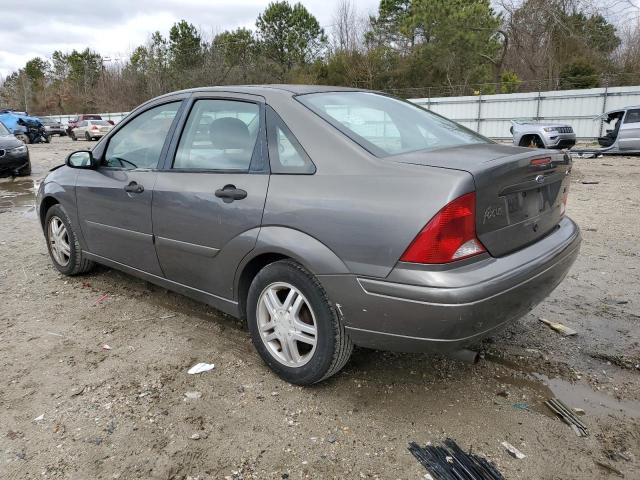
xmin=0 ymin=0 xmax=381 ymax=78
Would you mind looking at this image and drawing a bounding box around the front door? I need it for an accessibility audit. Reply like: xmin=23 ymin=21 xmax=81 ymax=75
xmin=618 ymin=108 xmax=640 ymax=150
xmin=76 ymin=101 xmax=182 ymax=275
xmin=152 ymin=96 xmax=269 ymax=298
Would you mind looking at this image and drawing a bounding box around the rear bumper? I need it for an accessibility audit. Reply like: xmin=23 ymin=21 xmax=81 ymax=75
xmin=319 ymin=216 xmax=581 ymax=353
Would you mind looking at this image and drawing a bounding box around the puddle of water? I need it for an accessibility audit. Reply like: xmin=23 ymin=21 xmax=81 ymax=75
xmin=533 ymin=373 xmax=640 ymax=418
xmin=488 ymin=353 xmax=640 ymax=418
xmin=0 ymin=178 xmax=37 ymax=216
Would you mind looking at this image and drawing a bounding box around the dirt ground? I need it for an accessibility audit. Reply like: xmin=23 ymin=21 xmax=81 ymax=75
xmin=0 ymin=137 xmax=638 ymax=480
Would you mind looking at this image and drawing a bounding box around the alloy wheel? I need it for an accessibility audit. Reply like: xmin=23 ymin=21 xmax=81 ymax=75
xmin=257 ymin=282 xmax=318 ymax=367
xmin=48 ymin=216 xmax=71 ymax=266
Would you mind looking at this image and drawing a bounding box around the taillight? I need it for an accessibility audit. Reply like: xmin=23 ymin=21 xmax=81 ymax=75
xmin=91 ymin=125 xmax=99 ymax=131
xmin=400 ymin=192 xmax=486 ymax=264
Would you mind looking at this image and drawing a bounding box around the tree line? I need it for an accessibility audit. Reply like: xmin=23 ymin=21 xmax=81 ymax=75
xmin=1 ymin=0 xmax=638 ymax=114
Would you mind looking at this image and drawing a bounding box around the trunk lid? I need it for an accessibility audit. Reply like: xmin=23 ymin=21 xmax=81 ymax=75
xmin=392 ymin=144 xmax=572 ymax=257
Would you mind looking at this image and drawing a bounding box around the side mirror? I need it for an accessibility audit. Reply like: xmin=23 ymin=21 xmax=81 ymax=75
xmin=66 ymin=150 xmax=95 ymax=169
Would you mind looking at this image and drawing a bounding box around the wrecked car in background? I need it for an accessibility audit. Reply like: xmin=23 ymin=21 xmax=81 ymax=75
xmin=596 ymin=106 xmax=640 ymax=152
xmin=0 ymin=110 xmax=50 ymax=144
xmin=510 ymin=120 xmax=576 ymax=149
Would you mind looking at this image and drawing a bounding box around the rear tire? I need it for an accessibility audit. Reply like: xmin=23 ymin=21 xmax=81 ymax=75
xmin=70 ymin=132 xmax=77 ymax=141
xmin=247 ymin=260 xmax=353 ymax=385
xmin=44 ymin=204 xmax=94 ymax=276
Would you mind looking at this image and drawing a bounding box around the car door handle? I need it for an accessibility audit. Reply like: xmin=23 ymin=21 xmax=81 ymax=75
xmin=215 ymin=185 xmax=247 ymax=203
xmin=124 ymin=181 xmax=144 ymax=194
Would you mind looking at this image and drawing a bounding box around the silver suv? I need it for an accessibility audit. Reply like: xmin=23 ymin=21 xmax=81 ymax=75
xmin=511 ymin=121 xmax=576 ymax=149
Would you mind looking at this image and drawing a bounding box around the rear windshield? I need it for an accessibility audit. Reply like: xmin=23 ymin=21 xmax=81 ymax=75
xmin=297 ymin=92 xmax=489 ymax=157
xmin=90 ymin=120 xmax=110 ymax=126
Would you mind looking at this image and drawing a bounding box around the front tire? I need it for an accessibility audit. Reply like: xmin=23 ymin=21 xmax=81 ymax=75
xmin=85 ymin=132 xmax=91 ymax=141
xmin=70 ymin=132 xmax=77 ymax=141
xmin=247 ymin=260 xmax=353 ymax=385
xmin=44 ymin=204 xmax=94 ymax=276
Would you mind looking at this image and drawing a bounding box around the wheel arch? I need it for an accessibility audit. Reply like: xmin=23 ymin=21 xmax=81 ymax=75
xmin=519 ymin=133 xmax=543 ymax=148
xmin=234 ymin=226 xmax=350 ymax=319
xmin=39 ymin=195 xmax=60 ymax=229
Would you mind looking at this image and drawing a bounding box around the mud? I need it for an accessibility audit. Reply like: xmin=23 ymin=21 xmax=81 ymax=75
xmin=0 ymin=137 xmax=638 ymax=479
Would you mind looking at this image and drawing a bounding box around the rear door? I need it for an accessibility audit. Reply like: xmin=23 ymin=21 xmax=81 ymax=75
xmin=152 ymin=93 xmax=269 ymax=298
xmin=617 ymin=108 xmax=640 ymax=150
xmin=75 ymin=100 xmax=183 ymax=275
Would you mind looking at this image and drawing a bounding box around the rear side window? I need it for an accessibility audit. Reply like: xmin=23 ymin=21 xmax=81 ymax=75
xmin=624 ymin=109 xmax=640 ymax=124
xmin=104 ymin=102 xmax=180 ymax=169
xmin=173 ymin=99 xmax=260 ymax=171
xmin=297 ymin=91 xmax=488 ymax=157
xmin=266 ymin=107 xmax=315 ymax=174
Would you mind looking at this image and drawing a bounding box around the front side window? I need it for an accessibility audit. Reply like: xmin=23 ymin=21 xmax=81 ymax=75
xmin=174 ymin=99 xmax=260 ymax=171
xmin=0 ymin=122 xmax=9 ymax=135
xmin=297 ymin=92 xmax=489 ymax=157
xmin=104 ymin=102 xmax=180 ymax=169
xmin=624 ymin=109 xmax=640 ymax=124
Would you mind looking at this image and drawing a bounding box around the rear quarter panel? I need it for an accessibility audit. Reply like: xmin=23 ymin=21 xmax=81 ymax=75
xmin=263 ymin=94 xmax=475 ymax=278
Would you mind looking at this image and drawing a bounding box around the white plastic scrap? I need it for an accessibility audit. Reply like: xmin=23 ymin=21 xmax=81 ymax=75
xmin=502 ymin=441 xmax=526 ymax=459
xmin=33 ymin=414 xmax=44 ymax=422
xmin=187 ymin=363 xmax=215 ymax=374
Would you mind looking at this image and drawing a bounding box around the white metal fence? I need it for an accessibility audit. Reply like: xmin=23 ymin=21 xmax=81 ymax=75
xmin=39 ymin=85 xmax=640 ymax=140
xmin=40 ymin=111 xmax=130 ymax=126
xmin=410 ymin=85 xmax=640 ymax=140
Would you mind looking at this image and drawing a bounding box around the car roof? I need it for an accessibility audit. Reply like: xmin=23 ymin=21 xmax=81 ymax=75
xmin=605 ymin=106 xmax=640 ymax=115
xmin=152 ymin=84 xmax=366 ymax=103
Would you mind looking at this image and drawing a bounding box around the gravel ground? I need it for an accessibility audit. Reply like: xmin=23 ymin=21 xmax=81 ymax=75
xmin=0 ymin=137 xmax=638 ymax=480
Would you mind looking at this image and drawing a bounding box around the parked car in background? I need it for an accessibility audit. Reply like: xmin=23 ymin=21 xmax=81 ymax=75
xmin=36 ymin=86 xmax=580 ymax=384
xmin=510 ymin=121 xmax=576 ymax=149
xmin=40 ymin=118 xmax=66 ymax=136
xmin=66 ymin=114 xmax=104 ymax=136
xmin=0 ymin=120 xmax=30 ymax=177
xmin=70 ymin=120 xmax=114 ymax=141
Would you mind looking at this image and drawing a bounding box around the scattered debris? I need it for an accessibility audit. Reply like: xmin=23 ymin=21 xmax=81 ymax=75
xmin=70 ymin=386 xmax=85 ymax=397
xmin=46 ymin=331 xmax=64 ymax=337
xmin=101 ymin=344 xmax=112 ymax=351
xmin=408 ymin=438 xmax=505 ymax=480
xmin=594 ymin=460 xmax=624 ymax=477
xmin=512 ymin=403 xmax=530 ymax=411
xmin=573 ymin=408 xmax=585 ymax=416
xmin=159 ymin=313 xmax=176 ymax=319
xmin=94 ymin=294 xmax=109 ymax=305
xmin=188 ymin=363 xmax=215 ymax=374
xmin=185 ymin=391 xmax=202 ymax=400
xmin=501 ymin=442 xmax=526 ymax=459
xmin=539 ymin=318 xmax=577 ymax=336
xmin=33 ymin=414 xmax=44 ymax=422
xmin=326 ymin=434 xmax=337 ymax=444
xmin=496 ymin=390 xmax=510 ymax=398
xmin=545 ymin=398 xmax=588 ymax=437
xmin=581 ymin=180 xmax=600 ymax=185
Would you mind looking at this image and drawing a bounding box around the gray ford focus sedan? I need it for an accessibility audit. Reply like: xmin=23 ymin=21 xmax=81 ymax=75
xmin=37 ymin=85 xmax=581 ymax=384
